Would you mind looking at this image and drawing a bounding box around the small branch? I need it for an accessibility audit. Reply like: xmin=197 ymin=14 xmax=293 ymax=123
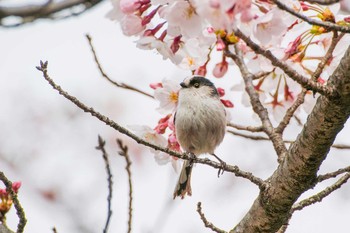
xmin=0 ymin=0 xmax=104 ymax=28
xmin=277 ymin=171 xmax=350 ymax=233
xmin=299 ymin=0 xmax=339 ymax=4
xmin=0 ymin=172 xmax=26 ymax=233
xmin=311 ymin=32 xmax=342 ymax=81
xmin=225 ymin=45 xmax=288 ymax=160
xmin=293 ymin=173 xmax=350 ymax=212
xmin=317 ymin=166 xmax=350 ymax=182
xmin=227 ymin=130 xmax=270 ymax=141
xmin=95 ymin=136 xmax=113 ymax=233
xmin=227 ymin=130 xmax=350 ymax=151
xmin=116 ymin=139 xmax=133 ymax=233
xmin=273 ymin=0 xmax=350 ymax=33
xmin=233 ymin=29 xmax=337 ymax=98
xmin=197 ymin=202 xmax=227 ymax=233
xmin=276 ymin=89 xmax=307 ymax=134
xmin=36 ymin=60 xmax=265 ymax=188
xmin=52 ymin=227 xmax=58 ymax=233
xmin=227 ymin=122 xmax=263 ymax=133
xmin=85 ymin=34 xmax=154 ymax=99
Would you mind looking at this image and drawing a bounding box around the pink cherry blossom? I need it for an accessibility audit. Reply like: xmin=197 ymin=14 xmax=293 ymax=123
xmin=154 ymin=79 xmax=180 ymax=114
xmin=120 ymin=14 xmax=146 ymax=36
xmin=119 ymin=0 xmax=142 ymax=14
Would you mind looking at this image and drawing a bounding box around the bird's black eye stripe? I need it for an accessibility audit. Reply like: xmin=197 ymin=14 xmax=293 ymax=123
xmin=193 ymin=82 xmax=200 ymax=88
xmin=189 ymin=76 xmax=214 ymax=88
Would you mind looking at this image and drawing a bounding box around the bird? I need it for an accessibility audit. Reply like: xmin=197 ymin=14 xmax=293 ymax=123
xmin=173 ymin=75 xmax=227 ymax=199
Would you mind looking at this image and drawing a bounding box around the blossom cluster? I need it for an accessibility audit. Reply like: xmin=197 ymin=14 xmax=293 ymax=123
xmin=107 ymin=0 xmax=349 ymax=166
xmin=0 ymin=181 xmax=21 ymax=218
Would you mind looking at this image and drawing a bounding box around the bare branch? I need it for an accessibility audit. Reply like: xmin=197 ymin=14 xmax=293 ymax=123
xmin=228 ymin=129 xmax=350 ymax=151
xmin=225 ymin=46 xmax=288 ymax=160
xmin=95 ymin=136 xmax=113 ymax=233
xmin=197 ymin=202 xmax=227 ymax=233
xmin=227 ymin=122 xmax=263 ymax=133
xmin=0 ymin=172 xmax=26 ymax=233
xmin=317 ymin=166 xmax=350 ymax=182
xmin=299 ymin=0 xmax=340 ymax=5
xmin=36 ymin=60 xmax=265 ymax=189
xmin=227 ymin=130 xmax=270 ymax=141
xmin=276 ymin=89 xmax=307 ymax=134
xmin=85 ymin=34 xmax=154 ymax=99
xmin=116 ymin=139 xmax=133 ymax=233
xmin=52 ymin=227 xmax=58 ymax=233
xmin=293 ymin=173 xmax=350 ymax=212
xmin=273 ymin=0 xmax=350 ymax=33
xmin=0 ymin=0 xmax=104 ymax=27
xmin=233 ymin=29 xmax=337 ymax=98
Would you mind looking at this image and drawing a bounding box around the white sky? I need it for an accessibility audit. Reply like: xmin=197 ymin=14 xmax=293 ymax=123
xmin=1 ymin=2 xmax=350 ymax=233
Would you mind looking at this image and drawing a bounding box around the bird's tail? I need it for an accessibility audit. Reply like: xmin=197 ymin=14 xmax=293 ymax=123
xmin=173 ymin=160 xmax=193 ymax=199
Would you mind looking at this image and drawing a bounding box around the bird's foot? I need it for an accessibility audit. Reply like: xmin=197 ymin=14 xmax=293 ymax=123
xmin=211 ymin=153 xmax=226 ymax=177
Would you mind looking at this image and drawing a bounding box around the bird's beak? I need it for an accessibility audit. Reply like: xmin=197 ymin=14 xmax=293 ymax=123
xmin=180 ymin=82 xmax=187 ymax=88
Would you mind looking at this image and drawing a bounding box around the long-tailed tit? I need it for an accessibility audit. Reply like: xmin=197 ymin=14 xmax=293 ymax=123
xmin=173 ymin=76 xmax=227 ymax=199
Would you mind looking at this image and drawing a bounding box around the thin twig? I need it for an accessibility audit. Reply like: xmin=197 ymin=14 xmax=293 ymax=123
xmin=52 ymin=227 xmax=58 ymax=233
xmin=197 ymin=202 xmax=227 ymax=233
xmin=317 ymin=166 xmax=350 ymax=182
xmin=233 ymin=29 xmax=336 ymax=98
xmin=116 ymin=139 xmax=133 ymax=233
xmin=293 ymin=115 xmax=303 ymax=126
xmin=85 ymin=34 xmax=154 ymax=99
xmin=95 ymin=136 xmax=113 ymax=233
xmin=227 ymin=130 xmax=350 ymax=151
xmin=311 ymin=32 xmax=342 ymax=81
xmin=278 ymin=172 xmax=350 ymax=233
xmin=293 ymin=173 xmax=350 ymax=212
xmin=273 ymin=0 xmax=350 ymax=33
xmin=36 ymin=60 xmax=265 ymax=188
xmin=0 ymin=0 xmax=103 ymax=28
xmin=0 ymin=172 xmax=26 ymax=233
xmin=276 ymin=89 xmax=307 ymax=134
xmin=227 ymin=122 xmax=263 ymax=132
xmin=227 ymin=130 xmax=270 ymax=141
xmin=300 ymin=0 xmax=339 ymax=4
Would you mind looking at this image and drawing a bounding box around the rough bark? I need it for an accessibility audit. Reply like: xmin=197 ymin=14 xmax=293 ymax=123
xmin=231 ymin=46 xmax=350 ymax=233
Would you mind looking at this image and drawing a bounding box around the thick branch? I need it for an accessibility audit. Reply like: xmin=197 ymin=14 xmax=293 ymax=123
xmin=231 ymin=46 xmax=350 ymax=232
xmin=225 ymin=46 xmax=287 ymax=159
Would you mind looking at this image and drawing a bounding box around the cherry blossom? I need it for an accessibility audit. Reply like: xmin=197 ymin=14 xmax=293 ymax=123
xmin=153 ymin=78 xmax=180 ymax=114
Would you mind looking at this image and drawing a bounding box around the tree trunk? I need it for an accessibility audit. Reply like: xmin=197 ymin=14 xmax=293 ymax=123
xmin=231 ymin=46 xmax=350 ymax=233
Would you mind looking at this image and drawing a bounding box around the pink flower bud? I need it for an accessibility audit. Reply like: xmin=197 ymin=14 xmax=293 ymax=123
xmin=213 ymin=60 xmax=228 ymax=78
xmin=317 ymin=77 xmax=326 ymax=84
xmin=217 ymin=87 xmax=225 ymax=97
xmin=12 ymin=181 xmax=21 ymax=193
xmin=170 ymin=35 xmax=182 ymax=54
xmin=150 ymin=82 xmax=163 ymax=89
xmin=0 ymin=189 xmax=7 ymax=198
xmin=221 ymin=99 xmax=234 ymax=108
xmin=194 ymin=65 xmax=207 ymax=76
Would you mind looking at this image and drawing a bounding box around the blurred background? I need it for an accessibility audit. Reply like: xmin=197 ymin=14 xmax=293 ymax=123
xmin=1 ymin=0 xmax=350 ymax=232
